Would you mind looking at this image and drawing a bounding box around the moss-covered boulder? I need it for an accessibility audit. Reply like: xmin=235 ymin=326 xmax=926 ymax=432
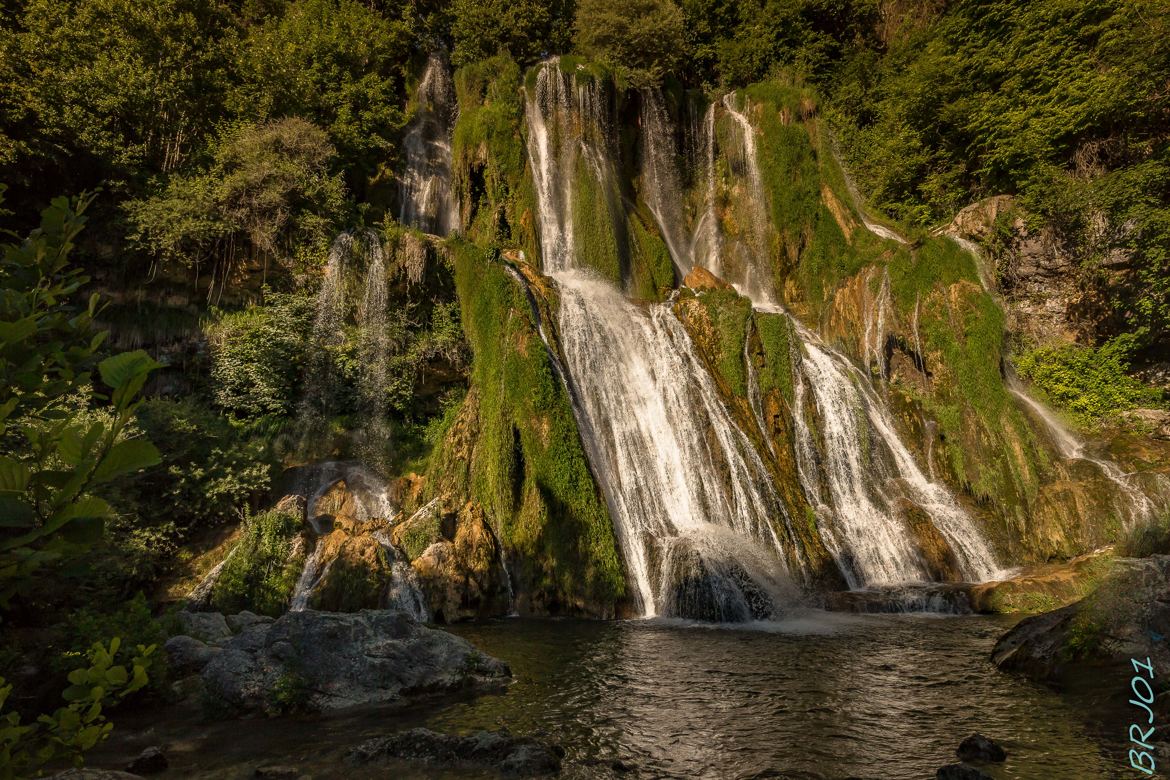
xmin=210 ymin=510 xmax=307 ymax=617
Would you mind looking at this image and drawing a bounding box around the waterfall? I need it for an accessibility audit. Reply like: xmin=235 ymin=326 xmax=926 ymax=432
xmin=356 ymin=233 xmax=392 ymax=459
xmin=374 ymin=529 xmax=430 ymax=622
xmin=1008 ymin=377 xmax=1158 ymax=523
xmin=785 ymin=318 xmax=1000 ymax=586
xmin=639 ymin=90 xmax=691 ymax=274
xmin=527 ymin=61 xmax=796 ymax=619
xmin=715 ymin=93 xmax=777 ymax=306
xmin=399 ymin=53 xmax=459 ymax=235
xmin=289 ymin=544 xmax=326 ymax=612
xmin=691 ymin=103 xmax=723 ymax=275
xmin=524 ymin=61 xmax=1003 ymax=620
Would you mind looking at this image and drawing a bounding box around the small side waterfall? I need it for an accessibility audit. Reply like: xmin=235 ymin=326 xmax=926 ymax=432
xmin=639 ymin=90 xmax=691 ymax=274
xmin=399 ymin=53 xmax=459 ymax=235
xmin=1008 ymin=377 xmax=1158 ymax=523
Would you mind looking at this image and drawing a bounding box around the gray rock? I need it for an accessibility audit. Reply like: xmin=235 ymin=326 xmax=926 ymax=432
xmin=957 ymin=734 xmax=1006 ymax=763
xmin=201 ymin=609 xmax=510 ymax=715
xmin=347 ymin=727 xmax=562 ymax=777
xmin=47 ymin=773 xmax=143 ymax=780
xmin=125 ymin=747 xmax=168 ymax=775
xmin=254 ymin=767 xmax=309 ymax=779
xmin=227 ymin=610 xmax=275 ymax=633
xmin=992 ymin=556 xmax=1170 ymax=685
xmin=178 ymin=610 xmax=232 ymax=644
xmin=937 ymin=765 xmax=994 ymax=780
xmin=164 ymin=635 xmax=219 ymax=676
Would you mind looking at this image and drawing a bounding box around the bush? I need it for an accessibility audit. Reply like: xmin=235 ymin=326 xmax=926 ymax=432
xmin=54 ymin=594 xmax=170 ymax=695
xmin=574 ymin=0 xmax=687 ymax=86
xmin=205 ymin=290 xmax=317 ymax=418
xmin=211 ymin=509 xmax=305 ymax=617
xmin=1014 ymin=337 xmax=1161 ymax=426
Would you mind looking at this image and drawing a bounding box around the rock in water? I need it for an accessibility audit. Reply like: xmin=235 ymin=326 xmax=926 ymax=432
xmin=937 ymin=765 xmax=994 ymax=780
xmin=200 ymin=609 xmax=509 ymax=715
xmin=992 ymin=555 xmax=1170 ymax=686
xmin=125 ymin=747 xmax=168 ymax=775
xmin=347 ymin=728 xmax=563 ymax=777
xmin=956 ymin=734 xmax=1006 ymax=763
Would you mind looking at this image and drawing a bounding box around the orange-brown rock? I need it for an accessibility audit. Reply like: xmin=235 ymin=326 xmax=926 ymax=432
xmin=683 ymin=266 xmax=732 ymax=292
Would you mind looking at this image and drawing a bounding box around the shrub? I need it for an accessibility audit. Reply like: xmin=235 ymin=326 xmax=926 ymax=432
xmin=1014 ymin=337 xmax=1161 ymax=426
xmin=574 ymin=0 xmax=687 ymax=86
xmin=54 ymin=594 xmax=170 ymax=695
xmin=211 ymin=509 xmax=305 ymax=617
xmin=205 ymin=290 xmax=317 ymax=418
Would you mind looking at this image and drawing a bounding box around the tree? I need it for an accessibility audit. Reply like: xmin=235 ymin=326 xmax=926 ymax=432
xmin=450 ymin=0 xmax=572 ymax=67
xmin=574 ymin=0 xmax=688 ymax=86
xmin=126 ymin=118 xmax=347 ymax=298
xmin=0 ymin=190 xmax=161 ymax=607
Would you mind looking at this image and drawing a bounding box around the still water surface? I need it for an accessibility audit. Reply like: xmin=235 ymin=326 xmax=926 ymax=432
xmin=97 ymin=613 xmax=1128 ymax=779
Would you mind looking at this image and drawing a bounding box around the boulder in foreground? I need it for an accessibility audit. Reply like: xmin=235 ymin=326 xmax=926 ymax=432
xmin=347 ymin=728 xmax=562 ymax=777
xmin=199 ymin=609 xmax=510 ymax=715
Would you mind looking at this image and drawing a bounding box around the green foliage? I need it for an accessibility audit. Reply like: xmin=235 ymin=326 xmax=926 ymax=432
xmin=1014 ymin=337 xmax=1161 ymax=426
xmin=211 ymin=509 xmax=304 ymax=616
xmin=99 ymin=398 xmax=273 ymax=591
xmin=126 ymin=118 xmax=347 ymax=287
xmin=55 ymin=594 xmax=170 ymax=695
xmin=754 ymin=312 xmax=795 ymax=404
xmin=574 ymin=0 xmax=687 ymax=86
xmin=228 ymin=0 xmax=414 ymax=175
xmin=0 ymin=193 xmax=160 ymax=607
xmin=437 ymin=242 xmax=624 ymax=608
xmin=450 ymin=0 xmax=572 ymax=67
xmin=833 ymin=0 xmax=1170 ymax=346
xmin=0 ymin=638 xmax=154 ymax=779
xmin=205 ymin=290 xmax=317 ymax=417
xmin=695 ymin=290 xmax=753 ymax=396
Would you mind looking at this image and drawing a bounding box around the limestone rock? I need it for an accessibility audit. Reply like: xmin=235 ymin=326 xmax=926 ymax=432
xmin=992 ymin=556 xmax=1170 ymax=691
xmin=956 ymin=734 xmax=1006 ymax=763
xmin=178 ymin=610 xmax=232 ymax=645
xmin=226 ymin=610 xmax=275 ymax=633
xmin=937 ymin=764 xmax=994 ymax=780
xmin=163 ymin=635 xmax=219 ymax=676
xmin=1121 ymin=408 xmax=1170 ymax=440
xmin=125 ymin=747 xmax=168 ymax=775
xmin=683 ymin=266 xmax=732 ymax=292
xmin=200 ymin=609 xmax=510 ymax=715
xmin=347 ymin=728 xmax=563 ymax=777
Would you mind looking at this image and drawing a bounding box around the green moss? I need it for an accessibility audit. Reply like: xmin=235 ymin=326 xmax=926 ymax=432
xmin=397 ymin=513 xmax=443 ymax=561
xmin=694 ymin=289 xmax=752 ymax=397
xmin=429 ymin=240 xmax=624 ymax=610
xmin=754 ymin=311 xmax=796 ymax=405
xmin=310 ymin=550 xmax=388 ymax=612
xmin=570 ymin=153 xmax=624 ymax=284
xmin=627 ymin=209 xmax=676 ymax=301
xmin=211 ymin=510 xmax=304 ymax=617
xmin=452 ymin=54 xmax=528 ymax=246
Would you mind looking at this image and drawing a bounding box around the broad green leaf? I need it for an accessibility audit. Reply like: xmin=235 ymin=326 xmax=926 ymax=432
xmin=0 ymin=498 xmax=35 ymax=528
xmin=0 ymin=459 xmax=29 ymax=493
xmin=90 ymin=439 xmax=160 ymax=484
xmin=97 ymin=350 xmax=160 ymax=390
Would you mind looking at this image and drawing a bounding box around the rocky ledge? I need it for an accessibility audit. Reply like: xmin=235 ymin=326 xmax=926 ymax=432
xmin=347 ymin=728 xmax=563 ymax=777
xmin=992 ymin=555 xmax=1170 ymax=692
xmin=165 ymin=608 xmax=510 ymax=715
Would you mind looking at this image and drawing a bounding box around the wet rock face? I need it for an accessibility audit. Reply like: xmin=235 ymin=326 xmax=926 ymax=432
xmin=394 ymin=500 xmax=511 ymax=622
xmin=947 ymin=195 xmax=1087 ymax=345
xmin=347 ymin=728 xmax=563 ymax=777
xmin=956 ymin=734 xmax=1006 ymax=763
xmin=198 ymin=609 xmax=510 ymax=715
xmin=992 ymin=556 xmax=1170 ymax=693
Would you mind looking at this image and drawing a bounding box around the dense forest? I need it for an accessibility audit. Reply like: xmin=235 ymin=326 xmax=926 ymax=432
xmin=1 ymin=0 xmax=1169 ymax=775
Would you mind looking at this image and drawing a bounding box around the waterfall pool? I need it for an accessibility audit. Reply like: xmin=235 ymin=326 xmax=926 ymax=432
xmin=94 ymin=613 xmax=1129 ymax=778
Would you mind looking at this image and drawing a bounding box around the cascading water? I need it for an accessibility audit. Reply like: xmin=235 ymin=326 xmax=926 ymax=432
xmin=639 ymin=90 xmax=691 ymax=274
xmin=1007 ymin=376 xmax=1159 ymax=524
xmin=399 ymin=53 xmax=459 ymax=235
xmin=527 ymin=61 xmax=797 ymax=620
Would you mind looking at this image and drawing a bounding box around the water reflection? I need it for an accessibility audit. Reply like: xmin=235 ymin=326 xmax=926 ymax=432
xmin=434 ymin=614 xmax=1125 ymax=779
